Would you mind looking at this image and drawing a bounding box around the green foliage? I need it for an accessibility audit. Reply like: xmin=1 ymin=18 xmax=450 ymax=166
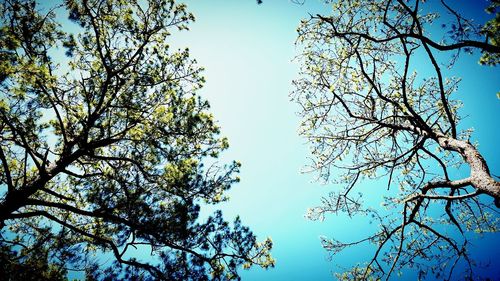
xmin=480 ymin=0 xmax=500 ymax=66
xmin=0 ymin=0 xmax=273 ymax=279
xmin=0 ymin=244 xmax=68 ymax=281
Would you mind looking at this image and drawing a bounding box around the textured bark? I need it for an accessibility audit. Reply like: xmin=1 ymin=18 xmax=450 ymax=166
xmin=437 ymin=135 xmax=500 ymax=199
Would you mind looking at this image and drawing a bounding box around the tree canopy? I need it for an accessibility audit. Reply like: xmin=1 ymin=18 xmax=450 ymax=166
xmin=0 ymin=0 xmax=273 ymax=279
xmin=293 ymin=0 xmax=500 ymax=279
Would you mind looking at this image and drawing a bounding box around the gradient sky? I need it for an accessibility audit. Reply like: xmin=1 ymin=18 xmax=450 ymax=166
xmin=40 ymin=0 xmax=500 ymax=279
xmin=169 ymin=2 xmax=341 ymax=279
xmin=167 ymin=1 xmax=500 ymax=280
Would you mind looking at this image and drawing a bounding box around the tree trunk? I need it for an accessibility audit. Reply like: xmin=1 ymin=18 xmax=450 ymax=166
xmin=437 ymin=135 xmax=500 ymax=199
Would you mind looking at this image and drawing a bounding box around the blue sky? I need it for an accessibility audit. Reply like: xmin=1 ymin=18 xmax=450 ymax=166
xmin=169 ymin=0 xmax=500 ymax=280
xmin=170 ymin=1 xmax=340 ymax=279
xmin=37 ymin=0 xmax=500 ymax=279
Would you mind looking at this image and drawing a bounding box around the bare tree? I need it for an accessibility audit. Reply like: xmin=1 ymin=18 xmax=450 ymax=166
xmin=293 ymin=0 xmax=500 ymax=279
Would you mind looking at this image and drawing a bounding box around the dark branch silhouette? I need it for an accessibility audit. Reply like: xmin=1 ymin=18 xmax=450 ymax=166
xmin=0 ymin=0 xmax=273 ymax=279
xmin=294 ymin=0 xmax=499 ymax=279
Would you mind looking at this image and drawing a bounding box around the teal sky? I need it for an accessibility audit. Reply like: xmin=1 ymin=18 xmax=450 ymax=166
xmin=169 ymin=0 xmax=500 ymax=280
xmin=170 ymin=1 xmax=341 ymax=280
xmin=38 ymin=0 xmax=500 ymax=279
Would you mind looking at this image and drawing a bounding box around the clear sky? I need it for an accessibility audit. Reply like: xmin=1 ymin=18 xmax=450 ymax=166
xmin=170 ymin=1 xmax=342 ymax=280
xmin=37 ymin=0 xmax=500 ymax=279
xmin=169 ymin=0 xmax=500 ymax=280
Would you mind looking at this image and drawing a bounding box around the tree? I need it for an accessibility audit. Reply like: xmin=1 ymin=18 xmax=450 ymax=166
xmin=0 ymin=0 xmax=274 ymax=279
xmin=293 ymin=0 xmax=500 ymax=279
xmin=480 ymin=0 xmax=500 ymax=66
xmin=0 ymin=243 xmax=68 ymax=280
